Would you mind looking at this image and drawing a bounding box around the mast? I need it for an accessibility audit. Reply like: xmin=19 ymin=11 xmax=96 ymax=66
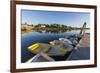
xmin=79 ymin=22 xmax=87 ymax=35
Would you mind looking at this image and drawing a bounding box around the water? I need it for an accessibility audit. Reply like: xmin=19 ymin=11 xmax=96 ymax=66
xmin=21 ymin=30 xmax=89 ymax=62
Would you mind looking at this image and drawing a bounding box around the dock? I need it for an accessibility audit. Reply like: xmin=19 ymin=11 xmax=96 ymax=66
xmin=67 ymin=33 xmax=90 ymax=60
xmin=75 ymin=34 xmax=90 ymax=49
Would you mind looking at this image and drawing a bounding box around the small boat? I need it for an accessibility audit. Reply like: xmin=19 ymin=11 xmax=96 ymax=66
xmin=59 ymin=38 xmax=72 ymax=45
xmin=59 ymin=35 xmax=78 ymax=47
xmin=28 ymin=43 xmax=40 ymax=51
xmin=28 ymin=40 xmax=73 ymax=56
xmin=28 ymin=43 xmax=51 ymax=54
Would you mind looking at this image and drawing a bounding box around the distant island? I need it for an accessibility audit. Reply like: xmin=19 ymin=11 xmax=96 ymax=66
xmin=21 ymin=22 xmax=90 ymax=33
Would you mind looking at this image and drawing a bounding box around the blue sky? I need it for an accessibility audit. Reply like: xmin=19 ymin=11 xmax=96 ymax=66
xmin=21 ymin=9 xmax=90 ymax=28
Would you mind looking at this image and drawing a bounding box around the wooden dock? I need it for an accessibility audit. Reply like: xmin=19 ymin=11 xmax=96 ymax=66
xmin=67 ymin=33 xmax=90 ymax=60
xmin=75 ymin=34 xmax=90 ymax=49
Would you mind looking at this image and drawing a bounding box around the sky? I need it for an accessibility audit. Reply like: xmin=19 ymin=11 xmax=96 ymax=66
xmin=21 ymin=9 xmax=90 ymax=28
